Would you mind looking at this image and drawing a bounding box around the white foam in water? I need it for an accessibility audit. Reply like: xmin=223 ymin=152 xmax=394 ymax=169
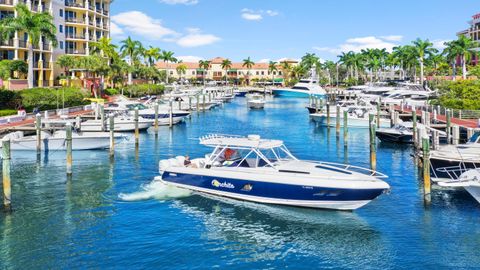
xmin=118 ymin=177 xmax=192 ymax=201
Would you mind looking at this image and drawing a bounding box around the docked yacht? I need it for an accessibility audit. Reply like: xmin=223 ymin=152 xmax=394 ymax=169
xmin=2 ymin=130 xmax=126 ymax=151
xmin=310 ymin=106 xmax=391 ymax=128
xmin=80 ymin=115 xmax=153 ymax=132
xmin=436 ymin=169 xmax=480 ymax=204
xmin=247 ymin=93 xmax=266 ymax=109
xmin=158 ymin=134 xmax=390 ymax=210
xmin=376 ymin=123 xmax=415 ymax=143
xmin=273 ymin=79 xmax=326 ymax=98
xmin=110 ymin=101 xmax=190 ymax=125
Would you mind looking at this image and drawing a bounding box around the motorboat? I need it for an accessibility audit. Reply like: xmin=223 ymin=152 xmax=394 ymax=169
xmin=234 ymin=88 xmax=248 ymax=97
xmin=435 ymin=168 xmax=480 ymax=204
xmin=110 ymin=101 xmax=190 ymax=124
xmin=310 ymin=106 xmax=391 ymax=128
xmin=2 ymin=130 xmax=126 ymax=151
xmin=273 ymin=79 xmax=326 ymax=98
xmin=429 ymin=132 xmax=480 ymax=179
xmin=247 ymin=94 xmax=266 ymax=109
xmin=376 ymin=123 xmax=415 ymax=143
xmin=158 ymin=134 xmax=390 ymax=210
xmin=80 ymin=115 xmax=153 ymax=132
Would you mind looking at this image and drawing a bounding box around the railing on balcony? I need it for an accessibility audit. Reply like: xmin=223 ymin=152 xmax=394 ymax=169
xmin=42 ymin=43 xmax=50 ymax=50
xmin=42 ymin=61 xmax=51 ymax=69
xmin=0 ymin=39 xmax=14 ymax=47
xmin=18 ymin=40 xmax=26 ymax=48
xmin=102 ymin=10 xmax=108 ymax=16
xmin=65 ymin=1 xmax=85 ymax=8
xmin=0 ymin=0 xmax=14 ymax=5
xmin=66 ymin=17 xmax=85 ymax=24
xmin=65 ymin=33 xmax=86 ymax=39
xmin=65 ymin=48 xmax=86 ymax=55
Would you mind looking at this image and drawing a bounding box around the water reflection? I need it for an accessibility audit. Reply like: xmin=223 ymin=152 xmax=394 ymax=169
xmin=174 ymin=195 xmax=394 ymax=268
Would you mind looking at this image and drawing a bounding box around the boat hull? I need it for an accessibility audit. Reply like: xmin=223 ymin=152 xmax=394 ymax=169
xmin=465 ymin=186 xmax=480 ymax=203
xmin=9 ymin=135 xmax=123 ymax=151
xmin=430 ymin=158 xmax=480 ymax=179
xmin=273 ymin=89 xmax=324 ymax=98
xmin=311 ymin=114 xmax=391 ymax=128
xmin=375 ymin=131 xmax=413 ymax=143
xmin=161 ymin=171 xmax=385 ymax=210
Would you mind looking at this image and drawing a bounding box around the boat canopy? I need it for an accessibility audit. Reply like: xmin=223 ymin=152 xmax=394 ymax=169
xmin=200 ymin=134 xmax=284 ymax=149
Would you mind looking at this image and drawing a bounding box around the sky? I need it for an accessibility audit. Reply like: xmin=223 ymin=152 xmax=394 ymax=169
xmin=110 ymin=0 xmax=479 ymax=63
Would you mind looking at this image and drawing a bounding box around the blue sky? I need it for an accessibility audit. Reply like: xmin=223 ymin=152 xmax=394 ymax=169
xmin=110 ymin=0 xmax=478 ymax=63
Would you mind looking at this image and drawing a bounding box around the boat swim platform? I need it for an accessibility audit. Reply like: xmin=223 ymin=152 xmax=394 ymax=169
xmin=393 ymin=105 xmax=480 ymax=130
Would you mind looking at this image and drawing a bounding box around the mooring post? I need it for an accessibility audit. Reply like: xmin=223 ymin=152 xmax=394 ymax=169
xmin=178 ymin=99 xmax=182 ymax=111
xmin=169 ymin=99 xmax=173 ymax=128
xmin=467 ymin=128 xmax=474 ymax=140
xmin=422 ymin=136 xmax=431 ymax=203
xmin=202 ymin=94 xmax=206 ymax=112
xmin=369 ymin=114 xmax=376 ymax=171
xmin=75 ymin=116 xmax=81 ymax=131
xmin=446 ymin=109 xmax=451 ymax=144
xmin=66 ymin=122 xmax=73 ymax=176
xmin=188 ymin=96 xmax=192 ymax=111
xmin=452 ymin=125 xmax=459 ymax=145
xmin=109 ymin=115 xmax=114 ymax=157
xmin=100 ymin=104 xmax=105 ymax=131
xmin=154 ymin=102 xmax=159 ymax=133
xmin=389 ymin=105 xmax=394 ymax=127
xmin=2 ymin=138 xmax=11 ymax=211
xmin=376 ymin=100 xmax=381 ymax=127
xmin=343 ymin=110 xmax=348 ymax=146
xmin=326 ymin=103 xmax=331 ymax=127
xmin=336 ymin=105 xmax=341 ymax=137
xmin=134 ymin=108 xmax=139 ymax=146
xmin=35 ymin=113 xmax=41 ymax=154
xmin=315 ymin=97 xmax=319 ymax=113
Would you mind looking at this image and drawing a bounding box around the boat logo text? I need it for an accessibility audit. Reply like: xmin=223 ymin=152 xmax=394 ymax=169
xmin=211 ymin=179 xmax=235 ymax=189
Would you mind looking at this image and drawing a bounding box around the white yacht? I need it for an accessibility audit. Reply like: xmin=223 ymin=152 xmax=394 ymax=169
xmin=247 ymin=93 xmax=266 ymax=109
xmin=80 ymin=115 xmax=153 ymax=132
xmin=273 ymin=79 xmax=326 ymax=97
xmin=158 ymin=134 xmax=390 ymax=210
xmin=310 ymin=106 xmax=391 ymax=128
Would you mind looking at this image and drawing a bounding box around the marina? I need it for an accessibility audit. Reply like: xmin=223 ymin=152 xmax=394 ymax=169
xmin=1 ymin=92 xmax=480 ymax=268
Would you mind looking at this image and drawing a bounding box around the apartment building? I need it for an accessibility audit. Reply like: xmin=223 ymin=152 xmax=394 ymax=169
xmin=457 ymin=12 xmax=480 ymax=65
xmin=0 ymin=0 xmax=110 ymax=87
xmin=156 ymin=57 xmax=298 ymax=85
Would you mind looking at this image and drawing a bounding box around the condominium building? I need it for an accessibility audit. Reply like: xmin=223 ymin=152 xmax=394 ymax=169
xmin=156 ymin=57 xmax=298 ymax=85
xmin=0 ymin=0 xmax=110 ymax=88
xmin=457 ymin=12 xmax=480 ymax=65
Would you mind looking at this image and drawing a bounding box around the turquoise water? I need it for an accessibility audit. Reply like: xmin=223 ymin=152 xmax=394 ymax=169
xmin=1 ymin=97 xmax=480 ymax=269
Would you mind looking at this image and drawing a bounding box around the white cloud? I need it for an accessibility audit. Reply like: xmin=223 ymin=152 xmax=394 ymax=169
xmin=110 ymin=22 xmax=125 ymax=38
xmin=112 ymin=11 xmax=178 ymax=41
xmin=314 ymin=36 xmax=401 ymax=55
xmin=258 ymin=58 xmax=270 ymax=63
xmin=241 ymin=8 xmax=279 ymax=21
xmin=177 ymin=55 xmax=204 ymax=62
xmin=380 ymin=35 xmax=403 ymax=42
xmin=158 ymin=0 xmax=198 ymax=5
xmin=432 ymin=39 xmax=450 ymax=50
xmin=176 ymin=28 xmax=220 ymax=47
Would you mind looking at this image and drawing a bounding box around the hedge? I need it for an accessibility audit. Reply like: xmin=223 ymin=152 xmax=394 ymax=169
xmin=19 ymin=87 xmax=90 ymax=111
xmin=0 ymin=109 xmax=17 ymax=117
xmin=436 ymin=80 xmax=480 ymax=110
xmin=0 ymin=90 xmax=21 ymax=110
xmin=123 ymin=84 xmax=165 ymax=97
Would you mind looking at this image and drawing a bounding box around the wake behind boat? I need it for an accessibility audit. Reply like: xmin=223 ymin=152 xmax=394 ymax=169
xmin=158 ymin=134 xmax=389 ymax=210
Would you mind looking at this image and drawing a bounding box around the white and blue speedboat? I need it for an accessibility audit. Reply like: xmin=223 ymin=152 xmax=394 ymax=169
xmin=158 ymin=134 xmax=389 ymax=210
xmin=273 ymin=79 xmax=326 ymax=98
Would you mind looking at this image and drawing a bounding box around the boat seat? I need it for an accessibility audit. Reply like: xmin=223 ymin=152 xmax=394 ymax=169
xmin=176 ymin=156 xmax=186 ymax=167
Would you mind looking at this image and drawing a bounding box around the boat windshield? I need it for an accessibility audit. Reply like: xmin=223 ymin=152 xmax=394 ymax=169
xmin=468 ymin=132 xmax=480 ymax=143
xmin=126 ymin=104 xmax=148 ymax=110
xmin=207 ymin=145 xmax=296 ymax=169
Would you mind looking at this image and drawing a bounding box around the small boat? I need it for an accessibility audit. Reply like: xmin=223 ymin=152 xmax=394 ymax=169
xmin=234 ymin=88 xmax=248 ymax=97
xmin=273 ymin=79 xmax=326 ymax=98
xmin=2 ymin=130 xmax=126 ymax=151
xmin=247 ymin=94 xmax=265 ymax=109
xmin=310 ymin=106 xmax=391 ymax=128
xmin=376 ymin=123 xmax=414 ymax=143
xmin=158 ymin=134 xmax=389 ymax=210
xmin=80 ymin=116 xmax=153 ymax=132
xmin=435 ymin=168 xmax=480 ymax=204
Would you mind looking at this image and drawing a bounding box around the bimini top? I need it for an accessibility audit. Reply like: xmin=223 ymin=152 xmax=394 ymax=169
xmin=199 ymin=134 xmax=284 ymax=149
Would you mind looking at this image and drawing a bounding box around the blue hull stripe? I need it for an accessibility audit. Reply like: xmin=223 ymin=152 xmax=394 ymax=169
xmin=162 ymin=171 xmax=384 ymax=202
xmin=140 ymin=113 xmax=189 ymax=119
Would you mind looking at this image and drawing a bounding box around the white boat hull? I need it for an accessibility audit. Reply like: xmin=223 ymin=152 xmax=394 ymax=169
xmin=310 ymin=114 xmax=391 ymax=128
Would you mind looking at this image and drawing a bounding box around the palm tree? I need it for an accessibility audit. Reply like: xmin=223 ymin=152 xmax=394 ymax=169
xmin=242 ymin=57 xmax=254 ymax=85
xmin=443 ymin=41 xmax=461 ymax=81
xmin=89 ymin=37 xmax=117 ymax=86
xmin=120 ymin=37 xmax=142 ymax=85
xmin=300 ymin=53 xmax=319 ymax=70
xmin=280 ymin=61 xmax=292 ymax=85
xmin=451 ymin=35 xmax=478 ymax=79
xmin=361 ymin=49 xmax=381 ymax=82
xmin=268 ymin=61 xmax=278 ymax=85
xmin=412 ymin=38 xmax=437 ymax=85
xmin=144 ymin=46 xmax=161 ymax=67
xmin=0 ymin=3 xmax=57 ymax=88
xmin=198 ymin=60 xmax=211 ymax=85
xmin=160 ymin=50 xmax=176 ymax=83
xmin=56 ymin=55 xmax=76 ymax=86
xmin=220 ymin=59 xmax=232 ymax=85
xmin=176 ymin=63 xmax=187 ymax=82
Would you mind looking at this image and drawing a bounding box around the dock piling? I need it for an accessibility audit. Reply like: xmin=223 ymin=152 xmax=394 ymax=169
xmin=376 ymin=99 xmax=381 ymax=127
xmin=446 ymin=109 xmax=451 ymax=144
xmin=422 ymin=136 xmax=431 ymax=203
xmin=336 ymin=105 xmax=340 ymax=137
xmin=343 ymin=110 xmax=348 ymax=147
xmin=134 ymin=108 xmax=139 ymax=146
xmin=154 ymin=102 xmax=159 ymax=134
xmin=2 ymin=138 xmax=11 ymax=212
xmin=467 ymin=128 xmax=474 ymax=140
xmin=326 ymin=103 xmax=331 ymax=126
xmin=169 ymin=100 xmax=173 ymax=128
xmin=35 ymin=113 xmax=41 ymax=154
xmin=452 ymin=126 xmax=459 ymax=145
xmin=66 ymin=123 xmax=73 ymax=176
xmin=369 ymin=114 xmax=377 ymax=171
xmin=100 ymin=104 xmax=105 ymax=131
xmin=109 ymin=115 xmax=114 ymax=157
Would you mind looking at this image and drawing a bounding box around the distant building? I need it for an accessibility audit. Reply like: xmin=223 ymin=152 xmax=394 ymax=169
xmin=457 ymin=12 xmax=480 ymax=65
xmin=156 ymin=57 xmax=299 ymax=85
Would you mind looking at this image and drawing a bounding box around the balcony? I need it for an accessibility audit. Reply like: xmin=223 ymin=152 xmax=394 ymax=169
xmin=66 ymin=17 xmax=85 ymax=24
xmin=18 ymin=40 xmax=27 ymax=48
xmin=0 ymin=0 xmax=14 ymax=6
xmin=102 ymin=10 xmax=108 ymax=16
xmin=0 ymin=39 xmax=14 ymax=47
xmin=65 ymin=48 xmax=86 ymax=55
xmin=65 ymin=2 xmax=85 ymax=8
xmin=65 ymin=33 xmax=86 ymax=40
xmin=42 ymin=43 xmax=50 ymax=50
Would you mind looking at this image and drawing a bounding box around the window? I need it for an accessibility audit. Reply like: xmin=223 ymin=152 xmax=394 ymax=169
xmin=170 ymin=71 xmax=173 ymax=75
xmin=279 ymin=71 xmax=282 ymax=75
xmin=59 ymin=9 xmax=63 ymax=17
xmin=59 ymin=25 xmax=63 ymax=33
xmin=59 ymin=41 xmax=64 ymax=49
xmin=256 ymin=71 xmax=259 ymax=75
xmin=192 ymin=71 xmax=195 ymax=75
xmin=261 ymin=71 xmax=264 ymax=75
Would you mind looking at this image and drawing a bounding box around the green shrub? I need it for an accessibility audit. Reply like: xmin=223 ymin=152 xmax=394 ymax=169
xmin=19 ymin=87 xmax=89 ymax=112
xmin=0 ymin=109 xmax=17 ymax=117
xmin=436 ymin=80 xmax=480 ymax=110
xmin=123 ymin=84 xmax=165 ymax=97
xmin=0 ymin=90 xmax=21 ymax=110
xmin=104 ymin=88 xmax=119 ymax=96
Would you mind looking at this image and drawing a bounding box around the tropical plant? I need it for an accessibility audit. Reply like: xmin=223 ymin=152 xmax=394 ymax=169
xmin=0 ymin=3 xmax=58 ymax=88
xmin=120 ymin=37 xmax=142 ymax=85
xmin=144 ymin=46 xmax=161 ymax=67
xmin=450 ymin=35 xmax=478 ymax=79
xmin=198 ymin=60 xmax=211 ymax=85
xmin=176 ymin=63 xmax=187 ymax=81
xmin=242 ymin=57 xmax=254 ymax=84
xmin=280 ymin=61 xmax=292 ymax=84
xmin=412 ymin=38 xmax=437 ymax=85
xmin=160 ymin=50 xmax=176 ymax=83
xmin=268 ymin=61 xmax=278 ymax=84
xmin=220 ymin=59 xmax=232 ymax=85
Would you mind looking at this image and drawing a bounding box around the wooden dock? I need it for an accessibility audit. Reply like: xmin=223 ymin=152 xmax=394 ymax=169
xmin=394 ymin=105 xmax=479 ymax=129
